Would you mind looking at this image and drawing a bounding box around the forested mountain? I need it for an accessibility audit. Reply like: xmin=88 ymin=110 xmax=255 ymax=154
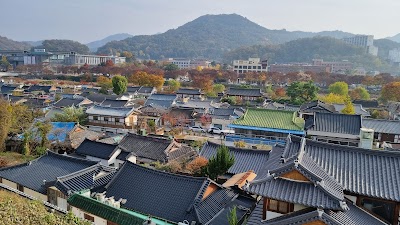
xmin=387 ymin=33 xmax=400 ymax=43
xmin=36 ymin=39 xmax=90 ymax=54
xmin=22 ymin=40 xmax=43 ymax=47
xmin=223 ymin=36 xmax=390 ymax=71
xmin=0 ymin=36 xmax=31 ymax=50
xmin=86 ymin=33 xmax=133 ymax=52
xmin=374 ymin=39 xmax=400 ymax=59
xmin=96 ymin=14 xmax=354 ymax=59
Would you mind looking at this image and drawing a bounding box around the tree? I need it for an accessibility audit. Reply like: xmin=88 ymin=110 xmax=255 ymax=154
xmin=186 ymin=157 xmax=208 ymax=176
xmin=192 ymin=75 xmax=213 ymax=93
xmin=205 ymin=145 xmax=234 ymax=180
xmin=274 ymin=87 xmax=286 ymax=98
xmin=112 ymin=75 xmax=128 ymax=95
xmin=341 ymin=97 xmax=355 ymax=114
xmin=0 ymin=99 xmax=12 ymax=151
xmin=53 ymin=107 xmax=88 ymax=125
xmin=164 ymin=63 xmax=179 ymax=71
xmin=129 ymin=71 xmax=165 ymax=90
xmin=9 ymin=104 xmax=41 ymax=136
xmin=349 ymin=87 xmax=370 ymax=100
xmin=329 ymin=81 xmax=349 ymax=96
xmin=227 ymin=206 xmax=238 ymax=225
xmin=120 ymin=51 xmax=134 ymax=63
xmin=0 ymin=56 xmax=11 ymax=71
xmin=221 ymin=96 xmax=236 ymax=105
xmin=320 ymin=93 xmax=346 ymax=104
xmin=286 ymin=81 xmax=319 ymax=104
xmin=213 ymin=84 xmax=225 ymax=93
xmin=35 ymin=120 xmax=52 ymax=151
xmin=97 ymin=76 xmax=112 ymax=94
xmin=105 ymin=59 xmax=114 ymax=67
xmin=22 ymin=130 xmax=33 ymax=156
xmin=381 ymin=82 xmax=400 ymax=102
xmin=166 ymin=80 xmax=181 ymax=93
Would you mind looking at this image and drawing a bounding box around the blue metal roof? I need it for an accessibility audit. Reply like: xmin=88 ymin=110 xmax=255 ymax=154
xmin=228 ymin=124 xmax=305 ymax=135
xmin=48 ymin=122 xmax=76 ymax=142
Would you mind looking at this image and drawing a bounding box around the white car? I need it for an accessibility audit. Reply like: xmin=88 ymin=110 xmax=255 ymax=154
xmin=188 ymin=126 xmax=206 ymax=133
xmin=208 ymin=127 xmax=235 ymax=135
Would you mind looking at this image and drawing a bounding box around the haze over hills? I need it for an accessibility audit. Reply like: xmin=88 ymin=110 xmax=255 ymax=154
xmin=86 ymin=33 xmax=133 ymax=52
xmin=386 ymin=33 xmax=400 ymax=43
xmin=0 ymin=36 xmax=31 ymax=50
xmin=96 ymin=14 xmax=354 ymax=59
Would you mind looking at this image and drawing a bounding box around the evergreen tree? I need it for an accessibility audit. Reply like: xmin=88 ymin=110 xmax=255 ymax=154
xmin=205 ymin=145 xmax=234 ymax=180
xmin=112 ymin=75 xmax=128 ymax=95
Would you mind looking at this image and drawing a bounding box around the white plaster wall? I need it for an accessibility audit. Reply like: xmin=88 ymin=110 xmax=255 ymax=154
xmin=2 ymin=179 xmax=17 ymax=189
xmin=24 ymin=187 xmax=48 ymax=202
xmin=108 ymin=149 xmax=122 ymax=165
xmin=345 ymin=194 xmax=357 ymax=204
xmin=126 ymin=155 xmax=137 ymax=164
xmin=294 ymin=204 xmax=307 ymax=211
xmin=266 ymin=211 xmax=283 ymax=220
xmin=72 ymin=207 xmax=107 ymax=225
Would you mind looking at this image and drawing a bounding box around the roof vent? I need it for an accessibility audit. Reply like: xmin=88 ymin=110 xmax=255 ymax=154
xmin=178 ymin=221 xmax=189 ymax=225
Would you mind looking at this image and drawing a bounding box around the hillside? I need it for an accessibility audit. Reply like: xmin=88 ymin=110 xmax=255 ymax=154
xmin=0 ymin=36 xmax=31 ymax=50
xmin=387 ymin=33 xmax=400 ymax=43
xmin=374 ymin=39 xmax=400 ymax=59
xmin=36 ymin=39 xmax=90 ymax=54
xmin=223 ymin=36 xmax=390 ymax=71
xmin=86 ymin=33 xmax=133 ymax=52
xmin=96 ymin=14 xmax=354 ymax=59
xmin=23 ymin=40 xmax=43 ymax=47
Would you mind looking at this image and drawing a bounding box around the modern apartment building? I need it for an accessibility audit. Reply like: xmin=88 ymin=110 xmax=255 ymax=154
xmin=342 ymin=35 xmax=378 ymax=56
xmin=388 ymin=48 xmax=400 ymax=65
xmin=232 ymin=58 xmax=268 ymax=74
xmin=312 ymin=59 xmax=353 ymax=74
xmin=165 ymin=58 xmax=211 ymax=69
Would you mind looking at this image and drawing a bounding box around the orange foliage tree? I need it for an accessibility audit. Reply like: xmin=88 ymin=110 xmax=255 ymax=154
xmin=129 ymin=71 xmax=164 ymax=90
xmin=381 ymin=82 xmax=400 ymax=102
xmin=186 ymin=157 xmax=208 ymax=176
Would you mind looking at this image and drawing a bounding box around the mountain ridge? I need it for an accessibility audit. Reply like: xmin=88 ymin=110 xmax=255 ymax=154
xmin=86 ymin=33 xmax=133 ymax=52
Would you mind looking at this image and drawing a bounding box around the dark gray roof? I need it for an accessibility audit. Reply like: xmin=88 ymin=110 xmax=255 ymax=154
xmin=84 ymin=93 xmax=120 ymax=103
xmin=210 ymin=108 xmax=243 ymax=119
xmin=353 ymin=100 xmax=379 ymax=108
xmin=100 ymin=99 xmax=128 ymax=108
xmin=53 ymin=98 xmax=84 ymax=108
xmin=5 ymin=95 xmax=25 ymax=103
xmin=117 ymin=133 xmax=173 ymax=162
xmin=86 ymin=105 xmax=137 ymax=117
xmin=0 ymin=151 xmax=97 ymax=194
xmin=75 ymin=139 xmax=118 ymax=160
xmin=148 ymin=94 xmax=177 ymax=101
xmin=144 ymin=99 xmax=174 ymax=109
xmin=247 ymin=201 xmax=386 ymax=225
xmin=300 ymin=100 xmax=336 ymax=113
xmin=200 ymin=142 xmax=270 ymax=175
xmin=333 ymin=103 xmax=370 ymax=116
xmin=27 ymin=85 xmax=52 ymax=93
xmin=54 ymin=164 xmax=117 ymax=196
xmin=126 ymin=86 xmax=155 ymax=94
xmin=105 ymin=161 xmax=210 ymax=223
xmin=126 ymin=86 xmax=141 ymax=93
xmin=0 ymin=84 xmax=18 ymax=94
xmin=363 ymin=118 xmax=400 ymax=135
xmin=307 ymin=112 xmax=362 ymax=135
xmin=227 ymin=88 xmax=263 ymax=97
xmin=23 ymin=98 xmax=47 ymax=108
xmin=177 ymin=88 xmax=202 ymax=95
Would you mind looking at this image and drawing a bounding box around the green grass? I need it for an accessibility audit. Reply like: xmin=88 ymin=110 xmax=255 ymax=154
xmin=0 ymin=152 xmax=36 ymax=167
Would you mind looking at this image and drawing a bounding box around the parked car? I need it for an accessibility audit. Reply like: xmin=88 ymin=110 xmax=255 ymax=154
xmin=208 ymin=127 xmax=235 ymax=135
xmin=188 ymin=126 xmax=206 ymax=133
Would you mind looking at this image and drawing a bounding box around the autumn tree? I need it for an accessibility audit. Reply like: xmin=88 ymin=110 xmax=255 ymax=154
xmin=381 ymin=82 xmax=400 ymax=102
xmin=52 ymin=107 xmax=88 ymax=125
xmin=120 ymin=51 xmax=134 ymax=63
xmin=166 ymin=79 xmax=181 ymax=93
xmin=320 ymin=93 xmax=346 ymax=104
xmin=341 ymin=97 xmax=355 ymax=115
xmin=349 ymin=87 xmax=370 ymax=100
xmin=129 ymin=71 xmax=164 ymax=90
xmin=112 ymin=75 xmax=128 ymax=95
xmin=0 ymin=99 xmax=12 ymax=151
xmin=0 ymin=56 xmax=11 ymax=71
xmin=97 ymin=75 xmax=112 ymax=94
xmin=286 ymin=81 xmax=319 ymax=104
xmin=329 ymin=81 xmax=349 ymax=96
xmin=105 ymin=59 xmax=114 ymax=67
xmin=274 ymin=87 xmax=286 ymax=98
xmin=192 ymin=75 xmax=213 ymax=93
xmin=164 ymin=63 xmax=179 ymax=71
xmin=205 ymin=145 xmax=234 ymax=180
xmin=213 ymin=84 xmax=225 ymax=93
xmin=186 ymin=157 xmax=208 ymax=176
xmin=35 ymin=120 xmax=52 ymax=154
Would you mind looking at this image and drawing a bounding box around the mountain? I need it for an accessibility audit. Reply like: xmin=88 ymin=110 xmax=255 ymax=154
xmin=223 ymin=36 xmax=390 ymax=71
xmin=96 ymin=14 xmax=354 ymax=59
xmin=374 ymin=39 xmax=400 ymax=59
xmin=86 ymin=33 xmax=133 ymax=52
xmin=22 ymin=40 xmax=43 ymax=47
xmin=386 ymin=33 xmax=400 ymax=43
xmin=36 ymin=39 xmax=90 ymax=54
xmin=0 ymin=36 xmax=31 ymax=50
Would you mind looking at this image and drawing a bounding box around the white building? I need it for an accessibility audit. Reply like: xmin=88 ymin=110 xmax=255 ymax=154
xmin=389 ymin=48 xmax=400 ymax=64
xmin=166 ymin=58 xmax=211 ymax=69
xmin=342 ymin=35 xmax=378 ymax=56
xmin=232 ymin=58 xmax=268 ymax=74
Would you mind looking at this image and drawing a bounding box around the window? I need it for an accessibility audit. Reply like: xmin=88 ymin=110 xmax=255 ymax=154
xmin=359 ymin=197 xmax=396 ymax=224
xmin=93 ymin=116 xmax=98 ymax=120
xmin=84 ymin=213 xmax=94 ymax=222
xmin=107 ymin=221 xmax=118 ymax=225
xmin=267 ymin=199 xmax=293 ymax=214
xmin=17 ymin=184 xmax=24 ymax=192
xmin=104 ymin=117 xmax=109 ymax=122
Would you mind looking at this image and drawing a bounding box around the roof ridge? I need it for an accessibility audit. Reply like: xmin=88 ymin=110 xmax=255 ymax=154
xmin=47 ymin=151 xmax=98 ymax=165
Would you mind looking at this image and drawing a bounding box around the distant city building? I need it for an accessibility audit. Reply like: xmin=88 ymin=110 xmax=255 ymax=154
xmin=0 ymin=49 xmax=126 ymax=68
xmin=165 ymin=58 xmax=211 ymax=69
xmin=312 ymin=59 xmax=353 ymax=74
xmin=342 ymin=35 xmax=378 ymax=56
xmin=388 ymin=48 xmax=400 ymax=65
xmin=232 ymin=58 xmax=268 ymax=74
xmin=269 ymin=63 xmax=329 ymax=74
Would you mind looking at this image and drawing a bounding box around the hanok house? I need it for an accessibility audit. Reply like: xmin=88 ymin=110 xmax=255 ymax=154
xmin=228 ymin=108 xmax=305 ymax=147
xmin=0 ymin=151 xmax=97 ymax=211
xmin=209 ymin=107 xmax=244 ymax=130
xmin=363 ymin=118 xmax=400 ymax=144
xmin=86 ymin=105 xmax=139 ymax=132
xmin=226 ymin=88 xmax=263 ymax=101
xmin=333 ymin=103 xmax=370 ymax=117
xmin=144 ymin=93 xmax=177 ymax=109
xmin=299 ymin=100 xmax=337 ymax=120
xmin=116 ymin=133 xmax=197 ymax=164
xmin=25 ymin=85 xmax=57 ymax=97
xmin=102 ymin=161 xmax=256 ymax=224
xmin=245 ymin=135 xmax=398 ymax=225
xmin=74 ymin=139 xmax=136 ymax=167
xmin=99 ymin=98 xmax=129 ymax=108
xmin=305 ymin=112 xmax=362 ymax=147
xmin=176 ymin=88 xmax=203 ymax=99
xmin=200 ymin=141 xmax=270 ymax=179
xmin=126 ymin=86 xmax=156 ymax=98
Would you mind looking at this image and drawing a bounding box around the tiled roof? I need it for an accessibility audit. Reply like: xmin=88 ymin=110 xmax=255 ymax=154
xmin=175 ymin=99 xmax=212 ymax=109
xmin=148 ymin=94 xmax=177 ymax=101
xmin=105 ymin=161 xmax=210 ymax=223
xmin=353 ymin=99 xmax=379 ymax=108
xmin=83 ymin=93 xmax=120 ymax=103
xmin=100 ymin=99 xmax=128 ymax=108
xmin=264 ymin=102 xmax=300 ymax=112
xmin=27 ymin=85 xmax=52 ymax=93
xmin=68 ymin=126 xmax=104 ymax=149
xmin=23 ymin=98 xmax=47 ymax=108
xmin=0 ymin=84 xmax=18 ymax=94
xmin=227 ymin=88 xmax=263 ymax=97
xmin=307 ymin=112 xmax=362 ymax=135
xmin=232 ymin=108 xmax=304 ymax=131
xmin=210 ymin=108 xmax=243 ymax=119
xmin=53 ymin=98 xmax=84 ymax=108
xmin=55 ymin=164 xmax=117 ymax=196
xmin=363 ymin=118 xmax=400 ymax=135
xmin=117 ymin=133 xmax=173 ymax=162
xmin=200 ymin=142 xmax=270 ymax=174
xmin=144 ymin=99 xmax=174 ymax=109
xmin=168 ymin=146 xmax=197 ymax=161
xmin=75 ymin=139 xmax=118 ymax=160
xmin=0 ymin=151 xmax=97 ymax=194
xmin=86 ymin=105 xmax=137 ymax=117
xmin=177 ymin=88 xmax=202 ymax=95
xmin=300 ymin=100 xmax=336 ymax=113
xmin=126 ymin=86 xmax=155 ymax=94
xmin=247 ymin=201 xmax=386 ymax=225
xmin=333 ymin=103 xmax=370 ymax=116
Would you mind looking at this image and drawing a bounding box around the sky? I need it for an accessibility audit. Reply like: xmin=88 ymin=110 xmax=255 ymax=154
xmin=1 ymin=0 xmax=399 ymax=43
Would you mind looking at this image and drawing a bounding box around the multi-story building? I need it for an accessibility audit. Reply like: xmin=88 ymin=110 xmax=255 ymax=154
xmin=388 ymin=48 xmax=400 ymax=65
xmin=312 ymin=59 xmax=353 ymax=74
xmin=342 ymin=35 xmax=378 ymax=56
xmin=165 ymin=58 xmax=211 ymax=69
xmin=232 ymin=58 xmax=268 ymax=74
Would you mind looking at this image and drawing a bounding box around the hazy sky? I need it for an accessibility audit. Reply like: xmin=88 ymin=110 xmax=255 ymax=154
xmin=1 ymin=0 xmax=399 ymax=43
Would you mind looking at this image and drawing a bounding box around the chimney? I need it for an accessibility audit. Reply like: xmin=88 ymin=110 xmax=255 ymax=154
xmin=359 ymin=128 xmax=374 ymax=149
